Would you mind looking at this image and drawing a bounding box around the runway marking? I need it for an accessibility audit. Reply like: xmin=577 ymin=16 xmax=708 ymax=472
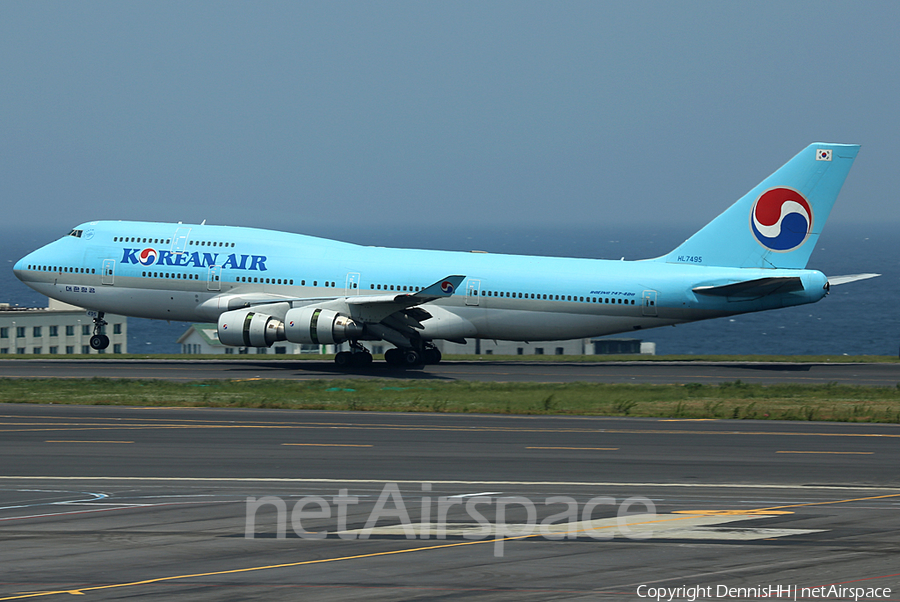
xmin=447 ymin=492 xmax=504 ymax=498
xmin=1 ymin=476 xmax=899 ymax=491
xmin=3 ymin=418 xmax=900 ymax=441
xmin=281 ymin=443 xmax=373 ymax=447
xmin=776 ymin=451 xmax=873 ymax=454
xmin=526 ymin=446 xmax=619 ymax=451
xmin=2 ymin=489 xmax=889 ymax=600
xmin=0 ymin=508 xmax=838 ymax=600
xmin=0 ymin=506 xmax=149 ymax=522
xmin=675 ymin=492 xmax=900 ymax=516
xmin=0 ymin=512 xmax=703 ymax=601
xmin=342 ymin=513 xmax=825 ymax=540
xmin=44 ymin=441 xmax=133 ymax=444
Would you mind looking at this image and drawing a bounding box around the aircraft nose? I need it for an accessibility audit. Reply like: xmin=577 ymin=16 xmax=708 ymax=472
xmin=13 ymin=252 xmax=35 ymax=282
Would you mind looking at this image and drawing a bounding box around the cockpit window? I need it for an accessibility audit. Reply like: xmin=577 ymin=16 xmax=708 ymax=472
xmin=67 ymin=229 xmax=83 ymax=238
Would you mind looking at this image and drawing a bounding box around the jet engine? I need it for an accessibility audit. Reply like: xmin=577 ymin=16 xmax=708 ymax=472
xmin=217 ymin=308 xmax=285 ymax=347
xmin=284 ymin=307 xmax=363 ymax=345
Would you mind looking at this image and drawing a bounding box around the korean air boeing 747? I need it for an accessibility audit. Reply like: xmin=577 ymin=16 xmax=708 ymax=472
xmin=14 ymin=143 xmax=878 ymax=366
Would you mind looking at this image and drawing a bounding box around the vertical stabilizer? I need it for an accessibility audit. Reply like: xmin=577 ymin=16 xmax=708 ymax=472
xmin=661 ymin=143 xmax=859 ymax=269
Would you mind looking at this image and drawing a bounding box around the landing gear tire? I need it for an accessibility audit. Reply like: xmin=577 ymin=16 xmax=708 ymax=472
xmin=89 ymin=334 xmax=110 ymax=350
xmin=384 ymin=348 xmax=403 ymax=366
xmin=334 ymin=351 xmax=352 ymax=367
xmin=89 ymin=312 xmax=109 ymax=350
xmin=384 ymin=348 xmax=422 ymax=367
xmin=335 ymin=350 xmax=374 ymax=368
xmin=350 ymin=352 xmax=373 ymax=367
xmin=422 ymin=347 xmax=442 ymax=364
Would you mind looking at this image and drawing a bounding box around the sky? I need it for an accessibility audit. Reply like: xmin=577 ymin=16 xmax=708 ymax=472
xmin=2 ymin=1 xmax=898 ymax=243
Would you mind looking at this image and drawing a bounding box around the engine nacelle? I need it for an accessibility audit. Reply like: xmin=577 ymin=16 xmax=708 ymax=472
xmin=284 ymin=307 xmax=363 ymax=345
xmin=217 ymin=308 xmax=285 ymax=348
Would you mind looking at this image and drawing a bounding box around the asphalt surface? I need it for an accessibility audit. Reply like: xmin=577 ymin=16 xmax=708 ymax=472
xmin=1 ymin=404 xmax=899 ymax=601
xmin=2 ymin=358 xmax=900 ymax=385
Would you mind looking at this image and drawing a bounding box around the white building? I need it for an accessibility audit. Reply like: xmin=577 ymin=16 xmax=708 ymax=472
xmin=437 ymin=337 xmax=655 ymax=356
xmin=0 ymin=299 xmax=127 ymax=355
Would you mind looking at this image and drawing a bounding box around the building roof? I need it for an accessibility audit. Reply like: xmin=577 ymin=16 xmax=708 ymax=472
xmin=176 ymin=324 xmax=223 ymax=346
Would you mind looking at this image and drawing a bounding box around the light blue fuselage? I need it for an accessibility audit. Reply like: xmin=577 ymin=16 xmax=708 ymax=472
xmin=13 ymin=220 xmax=827 ymax=342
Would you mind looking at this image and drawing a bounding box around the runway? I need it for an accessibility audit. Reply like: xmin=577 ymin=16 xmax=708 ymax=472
xmin=1 ymin=404 xmax=898 ymax=600
xmin=2 ymin=358 xmax=900 ymax=386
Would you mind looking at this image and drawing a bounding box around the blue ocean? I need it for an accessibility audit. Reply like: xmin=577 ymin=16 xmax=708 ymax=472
xmin=1 ymin=224 xmax=895 ymax=356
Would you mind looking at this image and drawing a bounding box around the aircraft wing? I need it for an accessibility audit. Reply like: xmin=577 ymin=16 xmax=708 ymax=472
xmin=341 ymin=275 xmax=466 ymax=326
xmin=692 ymin=277 xmax=805 ymax=298
xmin=345 ymin=275 xmax=466 ymax=307
xmin=208 ymin=275 xmax=465 ymax=324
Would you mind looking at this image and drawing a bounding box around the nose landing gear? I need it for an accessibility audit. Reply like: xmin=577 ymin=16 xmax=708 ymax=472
xmin=89 ymin=312 xmax=110 ymax=350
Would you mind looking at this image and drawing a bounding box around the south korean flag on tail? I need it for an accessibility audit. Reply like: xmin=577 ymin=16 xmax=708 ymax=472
xmin=816 ymin=149 xmax=832 ymax=161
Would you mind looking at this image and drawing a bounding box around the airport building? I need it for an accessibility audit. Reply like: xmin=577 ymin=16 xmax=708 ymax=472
xmin=0 ymin=299 xmax=127 ymax=355
xmin=176 ymin=323 xmax=654 ymax=356
xmin=439 ymin=337 xmax=655 ymax=356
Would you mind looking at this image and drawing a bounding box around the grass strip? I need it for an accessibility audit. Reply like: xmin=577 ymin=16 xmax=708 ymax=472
xmin=2 ymin=354 xmax=899 ymax=363
xmin=2 ymin=378 xmax=900 ymax=423
xmin=0 ymin=353 xmax=900 ymax=364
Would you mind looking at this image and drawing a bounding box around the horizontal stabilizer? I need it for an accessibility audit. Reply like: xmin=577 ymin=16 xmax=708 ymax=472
xmin=693 ymin=277 xmax=804 ymax=298
xmin=827 ymin=273 xmax=880 ymax=286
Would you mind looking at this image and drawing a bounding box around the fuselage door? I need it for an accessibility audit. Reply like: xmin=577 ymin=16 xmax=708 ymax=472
xmin=207 ymin=265 xmax=222 ymax=291
xmin=101 ymin=259 xmax=115 ymax=285
xmin=466 ymin=278 xmax=481 ymax=306
xmin=172 ymin=227 xmax=191 ymax=254
xmin=642 ymin=290 xmax=658 ymax=316
xmin=346 ymin=272 xmax=361 ymax=295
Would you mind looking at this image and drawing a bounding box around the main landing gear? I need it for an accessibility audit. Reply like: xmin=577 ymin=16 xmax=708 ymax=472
xmin=89 ymin=312 xmax=110 ymax=350
xmin=334 ymin=341 xmax=373 ymax=367
xmin=333 ymin=341 xmax=441 ymax=368
xmin=383 ymin=344 xmax=441 ymax=367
